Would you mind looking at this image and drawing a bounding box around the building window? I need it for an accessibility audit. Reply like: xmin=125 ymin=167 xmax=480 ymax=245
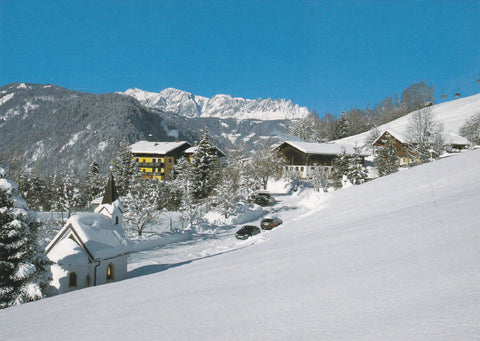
xmin=115 ymin=216 xmax=119 ymax=225
xmin=86 ymin=274 xmax=91 ymax=287
xmin=106 ymin=263 xmax=115 ymax=282
xmin=68 ymin=272 xmax=77 ymax=287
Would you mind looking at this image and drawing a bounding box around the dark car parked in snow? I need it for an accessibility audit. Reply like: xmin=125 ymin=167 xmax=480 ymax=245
xmin=252 ymin=191 xmax=275 ymax=206
xmin=235 ymin=225 xmax=261 ymax=240
xmin=260 ymin=217 xmax=283 ymax=230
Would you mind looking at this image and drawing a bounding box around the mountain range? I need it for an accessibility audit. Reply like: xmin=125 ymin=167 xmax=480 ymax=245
xmin=123 ymin=87 xmax=309 ymax=120
xmin=0 ymin=83 xmax=309 ymax=176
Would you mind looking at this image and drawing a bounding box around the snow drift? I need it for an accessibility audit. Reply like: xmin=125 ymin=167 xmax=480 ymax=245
xmin=1 ymin=150 xmax=479 ymax=340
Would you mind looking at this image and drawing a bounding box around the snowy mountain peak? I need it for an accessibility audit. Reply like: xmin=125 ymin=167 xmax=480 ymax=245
xmin=122 ymin=87 xmax=310 ymax=121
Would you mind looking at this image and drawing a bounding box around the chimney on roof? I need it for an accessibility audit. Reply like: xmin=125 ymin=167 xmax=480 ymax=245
xmin=194 ymin=141 xmax=198 ymax=147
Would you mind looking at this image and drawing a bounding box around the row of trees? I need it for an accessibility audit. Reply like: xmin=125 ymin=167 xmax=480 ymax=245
xmin=289 ymin=81 xmax=435 ymax=142
xmin=13 ymin=161 xmax=105 ymax=218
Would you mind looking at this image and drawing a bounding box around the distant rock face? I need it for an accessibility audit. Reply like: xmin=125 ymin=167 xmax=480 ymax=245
xmin=123 ymin=87 xmax=310 ymax=120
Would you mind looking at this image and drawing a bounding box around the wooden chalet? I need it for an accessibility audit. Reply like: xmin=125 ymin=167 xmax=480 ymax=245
xmin=372 ymin=129 xmax=470 ymax=167
xmin=274 ymin=140 xmax=369 ymax=178
xmin=372 ymin=130 xmax=413 ymax=166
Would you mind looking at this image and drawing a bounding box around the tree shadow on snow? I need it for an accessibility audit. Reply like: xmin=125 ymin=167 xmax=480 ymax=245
xmin=127 ymin=244 xmax=251 ymax=279
xmin=127 ymin=261 xmax=192 ymax=278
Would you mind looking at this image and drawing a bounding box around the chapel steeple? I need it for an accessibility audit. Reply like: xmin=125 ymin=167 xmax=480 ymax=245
xmin=101 ymin=172 xmax=119 ymax=205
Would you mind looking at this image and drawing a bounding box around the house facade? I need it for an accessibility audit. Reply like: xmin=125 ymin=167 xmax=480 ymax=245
xmin=45 ymin=174 xmax=130 ymax=295
xmin=274 ymin=140 xmax=369 ymax=178
xmin=130 ymin=141 xmax=192 ymax=180
xmin=372 ymin=130 xmax=414 ymax=166
xmin=372 ymin=129 xmax=470 ymax=167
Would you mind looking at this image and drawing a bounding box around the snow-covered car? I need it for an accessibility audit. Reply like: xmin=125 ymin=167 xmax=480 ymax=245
xmin=260 ymin=217 xmax=283 ymax=230
xmin=235 ymin=225 xmax=261 ymax=240
xmin=252 ymin=191 xmax=275 ymax=206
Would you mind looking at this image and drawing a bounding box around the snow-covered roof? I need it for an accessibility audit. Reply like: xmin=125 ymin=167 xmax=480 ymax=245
xmin=46 ymin=212 xmax=130 ymax=262
xmin=441 ymin=132 xmax=470 ymax=146
xmin=278 ymin=140 xmax=369 ymax=156
xmin=95 ymin=198 xmax=125 ymax=216
xmin=373 ymin=129 xmax=470 ymax=146
xmin=47 ymin=238 xmax=90 ymax=265
xmin=373 ymin=129 xmax=409 ymax=145
xmin=130 ymin=140 xmax=191 ymax=155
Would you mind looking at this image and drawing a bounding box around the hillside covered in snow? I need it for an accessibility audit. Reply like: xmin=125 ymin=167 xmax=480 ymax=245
xmin=335 ymin=93 xmax=480 ymax=148
xmin=1 ymin=148 xmax=479 ymax=340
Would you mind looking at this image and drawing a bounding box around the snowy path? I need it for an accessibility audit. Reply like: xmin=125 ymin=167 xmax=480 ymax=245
xmin=127 ymin=186 xmax=314 ymax=279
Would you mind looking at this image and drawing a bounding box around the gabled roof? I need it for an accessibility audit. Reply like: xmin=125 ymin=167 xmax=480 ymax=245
xmin=46 ymin=212 xmax=130 ymax=263
xmin=130 ymin=140 xmax=191 ymax=155
xmin=276 ymin=140 xmax=369 ymax=156
xmin=372 ymin=129 xmax=409 ymax=145
xmin=373 ymin=129 xmax=470 ymax=146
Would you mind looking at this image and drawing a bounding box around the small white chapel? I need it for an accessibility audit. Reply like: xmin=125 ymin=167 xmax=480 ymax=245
xmin=45 ymin=173 xmax=131 ymax=295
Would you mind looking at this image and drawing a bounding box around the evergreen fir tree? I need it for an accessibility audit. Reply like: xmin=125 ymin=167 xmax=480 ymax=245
xmin=79 ymin=160 xmax=105 ymax=208
xmin=347 ymin=148 xmax=367 ymax=185
xmin=113 ymin=141 xmax=137 ymax=196
xmin=332 ymin=147 xmax=351 ymax=187
xmin=55 ymin=171 xmax=80 ymax=219
xmin=15 ymin=171 xmax=47 ymax=211
xmin=336 ymin=112 xmax=349 ymax=139
xmin=0 ymin=166 xmax=51 ymax=309
xmin=174 ymin=157 xmax=201 ymax=227
xmin=374 ymin=138 xmax=399 ymax=177
xmin=191 ymin=128 xmax=220 ymax=200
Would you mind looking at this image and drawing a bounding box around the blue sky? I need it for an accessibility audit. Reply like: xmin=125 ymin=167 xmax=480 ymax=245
xmin=1 ymin=0 xmax=479 ymax=116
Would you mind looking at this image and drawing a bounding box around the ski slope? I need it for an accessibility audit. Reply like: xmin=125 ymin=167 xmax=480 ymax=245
xmin=1 ymin=150 xmax=480 ymax=340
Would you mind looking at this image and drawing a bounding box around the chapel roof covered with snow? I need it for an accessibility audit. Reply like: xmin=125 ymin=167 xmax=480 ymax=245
xmin=130 ymin=140 xmax=191 ymax=155
xmin=46 ymin=212 xmax=130 ymax=263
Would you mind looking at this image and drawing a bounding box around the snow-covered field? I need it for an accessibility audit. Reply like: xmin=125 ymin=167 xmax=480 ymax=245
xmin=1 ymin=149 xmax=480 ymax=340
